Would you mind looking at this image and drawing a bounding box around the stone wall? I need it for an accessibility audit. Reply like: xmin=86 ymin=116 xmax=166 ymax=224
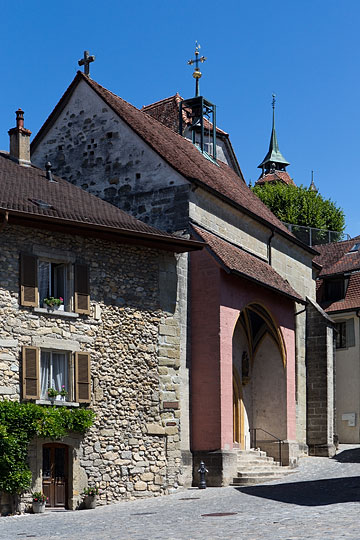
xmin=306 ymin=298 xmax=336 ymax=457
xmin=31 ymin=79 xmax=190 ymax=234
xmin=0 ymin=223 xmax=185 ymax=510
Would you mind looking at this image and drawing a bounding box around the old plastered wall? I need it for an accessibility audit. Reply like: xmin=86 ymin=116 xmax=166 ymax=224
xmin=331 ymin=312 xmax=359 ymax=443
xmin=0 ymin=224 xmax=186 ymax=510
xmin=31 ymin=79 xmax=190 ymax=234
xmin=189 ymin=188 xmax=315 ymax=451
xmin=271 ymin=235 xmax=315 ymax=449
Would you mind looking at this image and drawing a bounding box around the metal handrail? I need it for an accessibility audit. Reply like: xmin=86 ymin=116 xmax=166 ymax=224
xmin=249 ymin=427 xmax=284 ymax=465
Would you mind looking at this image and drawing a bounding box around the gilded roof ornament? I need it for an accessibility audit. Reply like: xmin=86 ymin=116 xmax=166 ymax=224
xmin=187 ymin=42 xmax=207 ymax=97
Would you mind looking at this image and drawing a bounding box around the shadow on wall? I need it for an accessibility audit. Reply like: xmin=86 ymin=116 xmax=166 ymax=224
xmin=235 ymin=476 xmax=360 ymax=506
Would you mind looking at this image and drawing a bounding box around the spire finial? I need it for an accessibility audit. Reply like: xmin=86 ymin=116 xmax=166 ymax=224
xmin=272 ymin=93 xmax=276 ymax=110
xmin=187 ymin=41 xmax=207 ymax=97
xmin=309 ymin=170 xmax=318 ymax=192
xmin=257 ymin=93 xmax=290 ymax=172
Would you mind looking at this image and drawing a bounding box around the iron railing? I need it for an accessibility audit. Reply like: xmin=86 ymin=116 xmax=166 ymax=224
xmin=249 ymin=427 xmax=283 ymax=465
xmin=282 ymin=223 xmax=350 ymax=247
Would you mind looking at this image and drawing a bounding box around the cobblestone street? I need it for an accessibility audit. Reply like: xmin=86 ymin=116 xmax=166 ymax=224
xmin=2 ymin=445 xmax=360 ymax=540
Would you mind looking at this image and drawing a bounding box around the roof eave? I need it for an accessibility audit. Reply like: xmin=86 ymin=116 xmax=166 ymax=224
xmin=2 ymin=209 xmax=204 ymax=253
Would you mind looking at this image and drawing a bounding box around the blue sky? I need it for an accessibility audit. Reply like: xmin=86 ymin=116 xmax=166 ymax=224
xmin=1 ymin=0 xmax=359 ymax=236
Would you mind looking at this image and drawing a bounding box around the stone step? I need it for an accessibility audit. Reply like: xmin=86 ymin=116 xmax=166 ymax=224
xmin=237 ymin=463 xmax=281 ymax=472
xmin=236 ymin=470 xmax=282 ymax=478
xmin=237 ymin=457 xmax=279 ymax=467
xmin=232 ymin=448 xmax=295 ymax=486
xmin=237 ymin=449 xmax=267 ymax=457
xmin=232 ymin=475 xmax=284 ymax=486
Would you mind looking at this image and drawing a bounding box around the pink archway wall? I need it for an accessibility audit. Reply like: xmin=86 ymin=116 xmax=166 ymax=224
xmin=191 ymin=250 xmax=296 ymax=452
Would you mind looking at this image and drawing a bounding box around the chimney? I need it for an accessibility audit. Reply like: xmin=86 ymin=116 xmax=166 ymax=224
xmin=8 ymin=109 xmax=32 ymax=166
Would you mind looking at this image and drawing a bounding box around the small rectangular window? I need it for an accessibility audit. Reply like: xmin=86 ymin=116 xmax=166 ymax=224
xmin=38 ymin=261 xmax=67 ymax=309
xmin=335 ymin=319 xmax=355 ymax=349
xmin=40 ymin=351 xmax=69 ymax=401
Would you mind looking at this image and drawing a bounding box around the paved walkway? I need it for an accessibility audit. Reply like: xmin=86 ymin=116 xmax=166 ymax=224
xmin=2 ymin=445 xmax=360 ymax=539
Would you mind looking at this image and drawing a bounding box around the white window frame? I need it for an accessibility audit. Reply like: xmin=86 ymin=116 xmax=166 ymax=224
xmin=40 ymin=349 xmax=73 ymax=402
xmin=38 ymin=258 xmax=73 ymax=312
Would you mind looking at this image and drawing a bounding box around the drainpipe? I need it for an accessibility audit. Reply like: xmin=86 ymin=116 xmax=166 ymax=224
xmin=267 ymin=228 xmax=275 ymax=266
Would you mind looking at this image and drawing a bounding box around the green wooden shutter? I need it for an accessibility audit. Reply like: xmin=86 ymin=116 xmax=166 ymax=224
xmin=346 ymin=319 xmax=355 ymax=347
xmin=75 ymin=352 xmax=91 ymax=403
xmin=22 ymin=346 xmax=40 ymax=399
xmin=20 ymin=253 xmax=38 ymax=307
xmin=74 ymin=264 xmax=90 ymax=314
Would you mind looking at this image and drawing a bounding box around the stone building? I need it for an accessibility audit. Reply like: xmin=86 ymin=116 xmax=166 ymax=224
xmin=315 ymin=236 xmax=360 ymax=444
xmin=31 ymin=69 xmax=336 ymax=486
xmin=0 ymin=110 xmax=202 ymax=512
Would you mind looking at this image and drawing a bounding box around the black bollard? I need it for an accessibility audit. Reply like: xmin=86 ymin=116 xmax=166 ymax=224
xmin=198 ymin=460 xmax=208 ymax=489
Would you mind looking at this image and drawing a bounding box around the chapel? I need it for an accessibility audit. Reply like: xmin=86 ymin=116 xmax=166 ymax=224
xmin=29 ymin=48 xmax=336 ymax=489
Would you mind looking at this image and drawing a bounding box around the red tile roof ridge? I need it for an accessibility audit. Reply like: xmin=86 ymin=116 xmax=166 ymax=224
xmin=191 ymin=221 xmax=269 ymax=264
xmin=256 ymin=171 xmax=295 ymax=186
xmin=141 ymin=93 xmax=183 ymax=110
xmin=314 ymin=234 xmax=360 ymax=276
xmin=191 ymin=224 xmax=304 ymax=303
xmin=142 ymin=92 xmax=228 ymax=135
xmin=31 ymin=72 xmax=315 ymax=255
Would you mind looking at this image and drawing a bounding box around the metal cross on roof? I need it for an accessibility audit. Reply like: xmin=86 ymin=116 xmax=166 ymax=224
xmin=78 ymin=50 xmax=95 ymax=77
xmin=188 ymin=42 xmax=207 ymax=97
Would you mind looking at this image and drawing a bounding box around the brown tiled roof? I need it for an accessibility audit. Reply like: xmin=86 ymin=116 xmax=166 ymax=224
xmin=142 ymin=93 xmax=228 ymax=135
xmin=192 ymin=225 xmax=304 ymax=303
xmin=314 ymin=236 xmax=360 ymax=276
xmin=0 ymin=152 xmax=203 ymax=253
xmin=31 ymin=72 xmax=315 ymax=254
xmin=317 ymin=273 xmax=360 ymax=313
xmin=255 ymin=171 xmax=296 ymax=186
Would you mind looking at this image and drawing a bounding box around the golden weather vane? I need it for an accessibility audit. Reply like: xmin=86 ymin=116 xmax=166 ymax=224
xmin=187 ymin=42 xmax=207 ymax=97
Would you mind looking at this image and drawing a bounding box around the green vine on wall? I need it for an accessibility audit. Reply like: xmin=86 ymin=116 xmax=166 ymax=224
xmin=0 ymin=401 xmax=95 ymax=495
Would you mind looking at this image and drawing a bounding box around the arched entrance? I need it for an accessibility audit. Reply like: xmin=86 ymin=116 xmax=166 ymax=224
xmin=232 ymin=303 xmax=286 ymax=451
xmin=42 ymin=443 xmax=69 ymax=508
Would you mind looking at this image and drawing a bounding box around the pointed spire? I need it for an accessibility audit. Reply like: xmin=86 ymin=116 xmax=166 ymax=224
xmin=309 ymin=170 xmax=318 ymax=192
xmin=258 ymin=94 xmax=290 ymax=173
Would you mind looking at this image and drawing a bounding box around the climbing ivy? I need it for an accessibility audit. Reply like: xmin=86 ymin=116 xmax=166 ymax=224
xmin=0 ymin=401 xmax=95 ymax=495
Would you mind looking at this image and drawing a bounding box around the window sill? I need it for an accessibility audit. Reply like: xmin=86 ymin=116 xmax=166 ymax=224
xmin=35 ymin=399 xmax=79 ymax=407
xmin=33 ymin=307 xmax=79 ymax=319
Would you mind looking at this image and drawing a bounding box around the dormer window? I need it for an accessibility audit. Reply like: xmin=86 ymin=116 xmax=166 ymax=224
xmin=324 ymin=278 xmax=344 ymax=302
xmin=349 ymin=243 xmax=360 ymax=253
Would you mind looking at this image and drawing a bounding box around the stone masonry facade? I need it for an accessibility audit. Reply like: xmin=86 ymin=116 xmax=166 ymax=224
xmin=306 ymin=299 xmax=336 ymax=457
xmin=0 ymin=223 xmax=184 ymax=511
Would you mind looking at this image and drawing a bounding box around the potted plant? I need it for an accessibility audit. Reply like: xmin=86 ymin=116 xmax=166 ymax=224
xmin=32 ymin=492 xmax=47 ymax=513
xmin=47 ymin=387 xmax=59 ymax=400
xmin=82 ymin=486 xmax=99 ymax=509
xmin=43 ymin=296 xmax=64 ymax=311
xmin=59 ymin=385 xmax=67 ymax=399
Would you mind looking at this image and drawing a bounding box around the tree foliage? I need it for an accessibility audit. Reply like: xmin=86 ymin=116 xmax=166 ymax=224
xmin=252 ymin=183 xmax=345 ymax=233
xmin=0 ymin=401 xmax=94 ymax=494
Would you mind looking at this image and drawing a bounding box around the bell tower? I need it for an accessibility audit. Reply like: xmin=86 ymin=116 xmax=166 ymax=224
xmin=179 ymin=43 xmax=217 ymax=161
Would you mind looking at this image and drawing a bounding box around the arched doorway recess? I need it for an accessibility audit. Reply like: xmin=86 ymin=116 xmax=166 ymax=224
xmin=232 ymin=303 xmax=286 ymax=452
